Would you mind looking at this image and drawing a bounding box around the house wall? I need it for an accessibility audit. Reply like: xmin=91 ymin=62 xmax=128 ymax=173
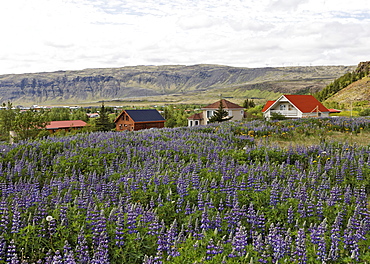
xmin=188 ymin=120 xmax=201 ymax=127
xmin=133 ymin=122 xmax=165 ymax=131
xmin=202 ymin=109 xmax=244 ymax=124
xmin=47 ymin=127 xmax=85 ymax=134
xmin=267 ymin=102 xmax=300 ymax=119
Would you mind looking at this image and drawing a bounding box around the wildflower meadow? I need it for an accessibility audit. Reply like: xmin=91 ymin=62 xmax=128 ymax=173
xmin=0 ymin=117 xmax=369 ymax=263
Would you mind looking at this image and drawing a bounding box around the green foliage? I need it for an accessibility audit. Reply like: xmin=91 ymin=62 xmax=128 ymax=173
xmin=94 ymin=103 xmax=115 ymax=131
xmin=359 ymin=108 xmax=370 ymax=116
xmin=242 ymin=99 xmax=256 ymax=109
xmin=270 ymin=112 xmax=287 ymax=120
xmin=13 ymin=109 xmax=48 ymax=141
xmin=0 ymin=102 xmax=17 ymax=141
xmin=162 ymin=106 xmax=188 ymax=128
xmin=245 ymin=105 xmax=264 ymax=120
xmin=0 ymin=103 xmax=47 ymax=142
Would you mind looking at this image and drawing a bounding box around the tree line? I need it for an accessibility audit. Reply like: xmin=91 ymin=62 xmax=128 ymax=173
xmin=0 ymin=103 xmax=116 ymax=142
xmin=0 ymin=99 xmax=259 ymax=142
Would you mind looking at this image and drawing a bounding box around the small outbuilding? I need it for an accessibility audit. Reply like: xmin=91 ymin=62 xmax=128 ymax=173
xmin=114 ymin=109 xmax=165 ymax=131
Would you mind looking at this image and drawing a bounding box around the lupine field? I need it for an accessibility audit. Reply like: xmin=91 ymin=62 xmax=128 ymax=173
xmin=0 ymin=117 xmax=369 ymax=263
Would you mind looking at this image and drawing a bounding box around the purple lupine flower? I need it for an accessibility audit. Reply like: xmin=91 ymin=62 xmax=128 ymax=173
xmin=200 ymin=208 xmax=211 ymax=230
xmin=6 ymin=239 xmax=19 ymax=264
xmin=47 ymin=217 xmax=57 ymax=237
xmin=148 ymin=215 xmax=162 ymax=236
xmin=0 ymin=236 xmax=5 ymax=262
xmin=294 ymin=228 xmax=307 ymax=264
xmin=329 ymin=215 xmax=341 ymax=261
xmin=297 ymin=201 xmax=306 ymax=219
xmin=75 ymin=228 xmax=90 ymax=264
xmin=91 ymin=241 xmax=110 ymax=264
xmin=126 ymin=204 xmax=139 ymax=234
xmin=287 ymin=206 xmax=294 ymax=224
xmin=267 ymin=223 xmax=289 ymax=262
xmin=184 ymin=201 xmax=192 ymax=215
xmin=316 ymin=219 xmax=328 ymax=262
xmin=10 ymin=206 xmax=21 ymax=234
xmin=51 ymin=250 xmax=63 ymax=264
xmin=205 ymin=238 xmax=223 ymax=260
xmin=269 ymin=180 xmax=280 ymax=206
xmin=228 ymin=224 xmax=248 ymax=257
xmin=115 ymin=216 xmax=125 ymax=246
xmin=315 ymin=200 xmax=324 ymax=220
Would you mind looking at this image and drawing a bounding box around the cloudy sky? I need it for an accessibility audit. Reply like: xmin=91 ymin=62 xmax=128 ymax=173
xmin=0 ymin=0 xmax=369 ymax=75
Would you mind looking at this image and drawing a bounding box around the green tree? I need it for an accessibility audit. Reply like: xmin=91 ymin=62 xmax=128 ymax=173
xmin=95 ymin=103 xmax=114 ymax=131
xmin=71 ymin=108 xmax=89 ymax=122
xmin=0 ymin=102 xmax=17 ymax=141
xmin=243 ymin=99 xmax=256 ymax=109
xmin=46 ymin=107 xmax=71 ymax=121
xmin=208 ymin=100 xmax=233 ymax=123
xmin=13 ymin=109 xmax=47 ymax=141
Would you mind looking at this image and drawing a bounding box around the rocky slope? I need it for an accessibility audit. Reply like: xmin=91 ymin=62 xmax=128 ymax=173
xmin=0 ymin=64 xmax=355 ymax=105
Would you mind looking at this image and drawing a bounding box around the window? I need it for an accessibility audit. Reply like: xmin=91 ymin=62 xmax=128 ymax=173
xmin=190 ymin=120 xmax=193 ymax=126
xmin=279 ymin=104 xmax=286 ymax=110
xmin=207 ymin=110 xmax=214 ymax=118
xmin=126 ymin=115 xmax=129 ymax=121
xmin=195 ymin=120 xmax=199 ymax=125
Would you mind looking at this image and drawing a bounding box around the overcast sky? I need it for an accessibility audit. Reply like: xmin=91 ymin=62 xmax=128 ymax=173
xmin=0 ymin=0 xmax=369 ymax=75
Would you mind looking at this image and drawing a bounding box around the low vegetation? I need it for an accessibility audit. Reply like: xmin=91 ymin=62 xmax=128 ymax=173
xmin=0 ymin=117 xmax=369 ymax=263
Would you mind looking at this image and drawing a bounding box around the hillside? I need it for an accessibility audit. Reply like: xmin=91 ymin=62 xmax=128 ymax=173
xmin=326 ymin=76 xmax=370 ymax=104
xmin=0 ymin=64 xmax=355 ymax=106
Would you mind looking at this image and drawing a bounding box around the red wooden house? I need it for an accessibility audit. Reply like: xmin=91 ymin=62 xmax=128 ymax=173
xmin=114 ymin=109 xmax=165 ymax=131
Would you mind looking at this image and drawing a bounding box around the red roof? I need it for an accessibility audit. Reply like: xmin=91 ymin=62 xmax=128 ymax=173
xmin=46 ymin=120 xmax=87 ymax=129
xmin=284 ymin=95 xmax=329 ymax=113
xmin=263 ymin=95 xmax=329 ymax=113
xmin=202 ymin=99 xmax=243 ymax=109
xmin=262 ymin=100 xmax=276 ymax=112
xmin=187 ymin=113 xmax=203 ymax=120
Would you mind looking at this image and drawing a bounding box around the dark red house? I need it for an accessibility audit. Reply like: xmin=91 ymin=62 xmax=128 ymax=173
xmin=114 ymin=109 xmax=165 ymax=131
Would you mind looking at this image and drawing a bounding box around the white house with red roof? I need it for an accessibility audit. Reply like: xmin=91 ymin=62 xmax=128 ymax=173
xmin=262 ymin=95 xmax=330 ymax=120
xmin=188 ymin=99 xmax=244 ymax=126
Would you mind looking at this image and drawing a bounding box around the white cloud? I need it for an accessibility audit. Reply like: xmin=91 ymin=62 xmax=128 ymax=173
xmin=0 ymin=0 xmax=369 ymax=74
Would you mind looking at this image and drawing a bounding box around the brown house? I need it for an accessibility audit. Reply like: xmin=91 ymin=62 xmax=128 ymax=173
xmin=45 ymin=120 xmax=87 ymax=133
xmin=114 ymin=109 xmax=165 ymax=131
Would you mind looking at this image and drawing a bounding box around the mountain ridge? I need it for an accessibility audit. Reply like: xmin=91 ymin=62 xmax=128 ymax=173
xmin=0 ymin=64 xmax=356 ymax=105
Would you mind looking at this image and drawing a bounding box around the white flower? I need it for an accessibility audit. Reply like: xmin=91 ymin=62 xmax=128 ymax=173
xmin=46 ymin=216 xmax=54 ymax=222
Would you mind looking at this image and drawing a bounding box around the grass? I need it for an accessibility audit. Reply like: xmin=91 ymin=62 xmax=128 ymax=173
xmin=257 ymin=129 xmax=370 ymax=149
